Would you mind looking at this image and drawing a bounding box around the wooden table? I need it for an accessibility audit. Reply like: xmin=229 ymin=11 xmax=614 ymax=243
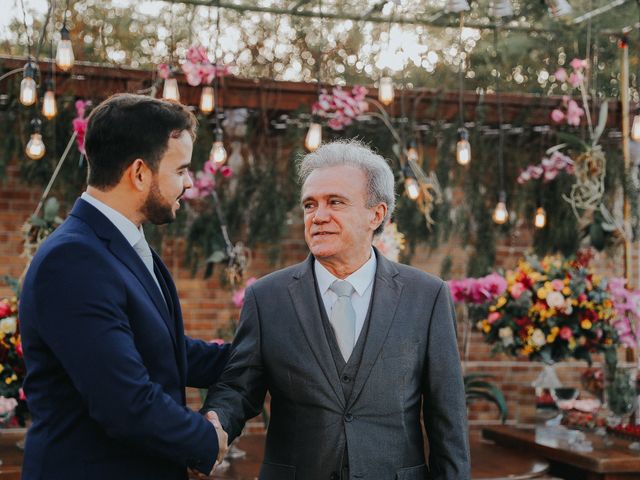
xmin=483 ymin=425 xmax=640 ymax=480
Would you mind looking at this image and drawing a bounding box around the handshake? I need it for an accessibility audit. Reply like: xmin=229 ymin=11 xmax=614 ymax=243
xmin=191 ymin=411 xmax=229 ymax=478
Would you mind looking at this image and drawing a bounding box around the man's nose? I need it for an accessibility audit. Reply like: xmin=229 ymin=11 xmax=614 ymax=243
xmin=184 ymin=171 xmax=194 ymax=190
xmin=312 ymin=205 xmax=330 ymax=223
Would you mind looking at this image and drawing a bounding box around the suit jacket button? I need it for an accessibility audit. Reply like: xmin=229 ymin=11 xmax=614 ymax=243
xmin=330 ymin=473 xmax=339 ymax=480
xmin=342 ymin=375 xmax=351 ymax=383
xmin=344 ymin=413 xmax=354 ymax=422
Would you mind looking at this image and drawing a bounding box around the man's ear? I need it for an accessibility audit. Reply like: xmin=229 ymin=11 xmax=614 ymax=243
xmin=371 ymin=203 xmax=388 ymax=231
xmin=127 ymin=158 xmax=151 ymax=192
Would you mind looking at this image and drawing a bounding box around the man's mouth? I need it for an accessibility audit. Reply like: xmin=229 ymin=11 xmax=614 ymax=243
xmin=313 ymin=231 xmax=337 ymax=236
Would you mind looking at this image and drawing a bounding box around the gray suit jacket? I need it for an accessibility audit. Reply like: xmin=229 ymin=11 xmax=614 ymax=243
xmin=203 ymin=250 xmax=470 ymax=480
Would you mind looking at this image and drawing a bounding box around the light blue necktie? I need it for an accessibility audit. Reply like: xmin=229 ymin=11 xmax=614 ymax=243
xmin=329 ymin=280 xmax=356 ymax=361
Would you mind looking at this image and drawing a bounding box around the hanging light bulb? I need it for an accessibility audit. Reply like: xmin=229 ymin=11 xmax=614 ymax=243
xmin=305 ymin=122 xmax=322 ymax=152
xmin=20 ymin=63 xmax=37 ymax=106
xmin=546 ymin=0 xmax=572 ymax=17
xmin=492 ymin=192 xmax=509 ymax=224
xmin=405 ymin=177 xmax=420 ymax=200
xmin=446 ymin=0 xmax=470 ymax=13
xmin=200 ymin=86 xmax=215 ymax=114
xmin=56 ymin=25 xmax=75 ymax=71
xmin=163 ymin=77 xmax=180 ymax=102
xmin=25 ymin=118 xmax=45 ymax=160
xmin=631 ymin=109 xmax=640 ymax=142
xmin=403 ymin=166 xmax=420 ymax=200
xmin=534 ymin=207 xmax=547 ymax=229
xmin=210 ymin=127 xmax=227 ymax=166
xmin=406 ymin=139 xmax=419 ymax=163
xmin=489 ymin=0 xmax=514 ymax=17
xmin=42 ymin=81 xmax=57 ymax=120
xmin=378 ymin=76 xmax=394 ymax=106
xmin=456 ymin=128 xmax=471 ymax=165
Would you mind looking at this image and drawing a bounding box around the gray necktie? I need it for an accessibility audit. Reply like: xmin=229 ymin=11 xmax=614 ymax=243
xmin=133 ymin=235 xmax=163 ymax=296
xmin=329 ymin=280 xmax=356 ymax=361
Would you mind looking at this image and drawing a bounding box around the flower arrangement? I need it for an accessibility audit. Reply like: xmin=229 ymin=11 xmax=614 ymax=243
xmin=474 ymin=254 xmax=619 ymax=365
xmin=551 ymin=58 xmax=588 ymax=126
xmin=372 ymin=220 xmax=405 ymax=262
xmin=312 ymin=86 xmax=368 ymax=130
xmin=517 ymin=149 xmax=574 ymax=184
xmin=607 ymin=277 xmax=640 ymax=349
xmin=0 ymin=298 xmax=25 ymax=399
xmin=157 ymin=45 xmax=230 ymax=87
xmin=183 ymin=159 xmax=233 ymax=201
xmin=72 ymin=100 xmax=90 ymax=156
xmin=449 ymin=273 xmax=507 ymax=305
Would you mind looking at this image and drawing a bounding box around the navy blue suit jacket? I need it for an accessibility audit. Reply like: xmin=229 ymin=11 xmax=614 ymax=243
xmin=19 ymin=199 xmax=230 ymax=480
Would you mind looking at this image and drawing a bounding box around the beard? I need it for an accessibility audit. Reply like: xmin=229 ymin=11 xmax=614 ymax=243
xmin=141 ymin=179 xmax=183 ymax=225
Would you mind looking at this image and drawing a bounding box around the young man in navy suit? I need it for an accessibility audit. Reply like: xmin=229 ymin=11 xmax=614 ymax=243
xmin=20 ymin=94 xmax=229 ymax=480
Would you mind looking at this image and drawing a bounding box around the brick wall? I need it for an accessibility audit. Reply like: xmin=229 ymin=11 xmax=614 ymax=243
xmin=2 ymin=155 xmax=638 ymax=435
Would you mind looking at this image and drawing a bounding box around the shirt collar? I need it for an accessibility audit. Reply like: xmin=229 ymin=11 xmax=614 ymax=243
xmin=81 ymin=191 xmax=143 ymax=247
xmin=314 ymin=248 xmax=377 ymax=297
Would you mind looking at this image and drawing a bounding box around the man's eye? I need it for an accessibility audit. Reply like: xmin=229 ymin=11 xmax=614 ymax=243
xmin=330 ymin=200 xmax=343 ymax=205
xmin=303 ymin=203 xmax=314 ymax=210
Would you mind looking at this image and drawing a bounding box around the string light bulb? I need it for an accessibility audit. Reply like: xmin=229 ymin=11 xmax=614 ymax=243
xmin=378 ymin=76 xmax=394 ymax=106
xmin=210 ymin=127 xmax=227 ymax=166
xmin=305 ymin=122 xmax=322 ymax=152
xmin=403 ymin=165 xmax=420 ymax=201
xmin=25 ymin=118 xmax=45 ymax=160
xmin=20 ymin=63 xmax=37 ymax=106
xmin=56 ymin=25 xmax=75 ymax=71
xmin=534 ymin=207 xmax=547 ymax=229
xmin=492 ymin=191 xmax=509 ymax=225
xmin=42 ymin=81 xmax=57 ymax=119
xmin=162 ymin=78 xmax=180 ymax=102
xmin=200 ymin=86 xmax=215 ymax=114
xmin=456 ymin=128 xmax=471 ymax=165
xmin=631 ymin=109 xmax=640 ymax=142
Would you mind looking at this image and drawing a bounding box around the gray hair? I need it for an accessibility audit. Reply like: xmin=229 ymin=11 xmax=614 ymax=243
xmin=297 ymin=139 xmax=396 ymax=236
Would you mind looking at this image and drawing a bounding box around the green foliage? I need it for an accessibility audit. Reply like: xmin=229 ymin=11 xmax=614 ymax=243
xmin=464 ymin=373 xmax=508 ymax=423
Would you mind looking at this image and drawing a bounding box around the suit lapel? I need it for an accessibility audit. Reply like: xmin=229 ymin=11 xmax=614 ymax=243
xmin=288 ymin=256 xmax=346 ymax=408
xmin=69 ymin=199 xmax=177 ymax=350
xmin=348 ymin=250 xmax=403 ymax=409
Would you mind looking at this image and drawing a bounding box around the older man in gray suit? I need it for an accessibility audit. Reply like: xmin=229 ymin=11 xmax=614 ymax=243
xmin=203 ymin=140 xmax=470 ymax=479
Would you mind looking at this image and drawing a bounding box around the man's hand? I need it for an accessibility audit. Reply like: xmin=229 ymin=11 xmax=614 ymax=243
xmin=206 ymin=410 xmax=228 ymax=473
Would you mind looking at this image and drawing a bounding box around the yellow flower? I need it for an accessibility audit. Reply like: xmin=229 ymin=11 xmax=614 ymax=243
xmin=537 ymin=288 xmax=548 ymax=300
xmin=547 ymin=334 xmax=556 ymax=343
xmin=581 ymin=319 xmax=592 ymax=330
xmin=562 ymin=287 xmax=571 ymax=296
xmin=568 ymin=338 xmax=576 ymax=350
xmin=489 ymin=305 xmax=496 ymax=312
xmin=551 ymin=326 xmax=559 ymax=334
xmin=5 ymin=377 xmax=12 ymax=385
xmin=496 ymin=297 xmax=507 ymax=308
xmin=522 ymin=345 xmax=533 ymax=355
xmin=482 ymin=323 xmax=491 ymax=334
xmin=593 ymin=275 xmax=601 ymax=286
xmin=603 ymin=299 xmax=613 ymax=309
xmin=0 ymin=365 xmax=5 ymax=374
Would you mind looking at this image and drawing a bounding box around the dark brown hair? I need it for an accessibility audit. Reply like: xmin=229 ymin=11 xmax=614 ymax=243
xmin=84 ymin=93 xmax=197 ymax=189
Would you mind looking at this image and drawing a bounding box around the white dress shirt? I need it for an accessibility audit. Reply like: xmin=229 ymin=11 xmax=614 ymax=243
xmin=81 ymin=191 xmax=143 ymax=247
xmin=314 ymin=249 xmax=377 ymax=342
